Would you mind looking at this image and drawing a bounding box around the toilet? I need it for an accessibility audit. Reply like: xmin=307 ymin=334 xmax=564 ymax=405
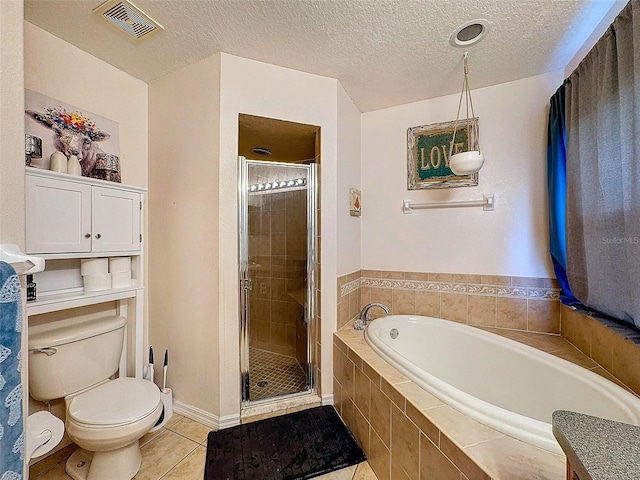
xmin=28 ymin=316 xmax=162 ymax=480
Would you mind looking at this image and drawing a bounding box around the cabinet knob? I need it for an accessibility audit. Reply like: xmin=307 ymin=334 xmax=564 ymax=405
xmin=95 ymin=233 xmax=102 ymax=239
xmin=85 ymin=233 xmax=91 ymax=238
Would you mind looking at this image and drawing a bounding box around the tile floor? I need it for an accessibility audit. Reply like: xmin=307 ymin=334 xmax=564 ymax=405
xmin=30 ymin=413 xmax=378 ymax=480
xmin=249 ymin=347 xmax=308 ymax=401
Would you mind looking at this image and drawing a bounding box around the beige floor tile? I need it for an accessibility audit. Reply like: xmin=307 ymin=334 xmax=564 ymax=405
xmin=464 ymin=435 xmax=565 ymax=480
xmin=163 ymin=413 xmax=184 ymax=430
xmin=31 ymin=461 xmax=70 ymax=480
xmin=30 ymin=443 xmax=77 ymax=478
xmin=135 ymin=430 xmax=199 ymax=480
xmin=139 ymin=426 xmax=166 ymax=447
xmin=353 ymin=461 xmax=379 ymax=479
xmin=315 ymin=464 xmax=357 ymax=479
xmin=168 ymin=417 xmax=212 ymax=444
xmin=161 ymin=445 xmax=207 ymax=480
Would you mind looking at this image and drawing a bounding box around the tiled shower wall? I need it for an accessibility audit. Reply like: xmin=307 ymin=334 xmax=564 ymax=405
xmin=249 ymin=189 xmax=307 ymax=357
xmin=337 ymin=270 xmax=561 ymax=334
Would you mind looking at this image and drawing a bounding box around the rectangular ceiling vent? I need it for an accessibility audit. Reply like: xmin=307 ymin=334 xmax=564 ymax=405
xmin=94 ymin=0 xmax=164 ymax=40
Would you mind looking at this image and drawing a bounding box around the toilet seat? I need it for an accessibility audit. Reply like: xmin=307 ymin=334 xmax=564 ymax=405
xmin=68 ymin=377 xmax=160 ymax=427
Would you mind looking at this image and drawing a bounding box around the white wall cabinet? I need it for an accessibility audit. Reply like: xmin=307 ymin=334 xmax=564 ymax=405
xmin=25 ymin=168 xmax=147 ymax=377
xmin=26 ymin=170 xmax=142 ymax=255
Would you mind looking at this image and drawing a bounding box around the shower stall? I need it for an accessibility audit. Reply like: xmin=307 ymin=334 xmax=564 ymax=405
xmin=239 ymin=157 xmax=317 ymax=405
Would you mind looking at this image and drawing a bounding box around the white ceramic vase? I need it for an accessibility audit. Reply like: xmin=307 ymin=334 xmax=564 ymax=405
xmin=49 ymin=152 xmax=67 ymax=173
xmin=67 ymin=155 xmax=81 ymax=176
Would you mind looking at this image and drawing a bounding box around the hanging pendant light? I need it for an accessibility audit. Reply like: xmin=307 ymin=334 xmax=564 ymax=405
xmin=448 ymin=52 xmax=484 ymax=176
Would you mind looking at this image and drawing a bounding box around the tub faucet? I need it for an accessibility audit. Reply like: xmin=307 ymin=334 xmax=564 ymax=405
xmin=354 ymin=303 xmax=390 ymax=330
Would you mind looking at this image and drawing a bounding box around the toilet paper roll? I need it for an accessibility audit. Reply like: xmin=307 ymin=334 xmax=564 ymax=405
xmin=81 ymin=258 xmax=108 ymax=276
xmin=111 ymin=271 xmax=132 ymax=288
xmin=83 ymin=273 xmax=111 ymax=291
xmin=109 ymin=256 xmax=132 ymax=273
xmin=27 ymin=411 xmax=64 ymax=460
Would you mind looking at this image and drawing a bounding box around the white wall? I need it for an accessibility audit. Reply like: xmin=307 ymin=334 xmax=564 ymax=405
xmin=148 ymin=54 xmax=221 ymax=416
xmin=0 ymin=1 xmax=26 ymax=474
xmin=219 ymin=54 xmax=339 ymax=415
xmin=337 ymin=83 xmax=362 ymax=276
xmin=0 ymin=2 xmax=25 ymax=248
xmin=361 ymin=71 xmax=564 ymax=278
xmin=24 ymin=23 xmax=148 ymax=189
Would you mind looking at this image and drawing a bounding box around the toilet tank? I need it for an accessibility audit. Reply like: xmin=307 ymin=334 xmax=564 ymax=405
xmin=28 ymin=316 xmax=127 ymax=402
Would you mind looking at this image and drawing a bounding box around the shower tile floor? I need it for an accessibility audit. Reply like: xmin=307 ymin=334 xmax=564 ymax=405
xmin=249 ymin=347 xmax=308 ymax=401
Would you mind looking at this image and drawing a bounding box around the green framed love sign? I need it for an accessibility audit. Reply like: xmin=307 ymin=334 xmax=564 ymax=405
xmin=407 ymin=118 xmax=479 ymax=189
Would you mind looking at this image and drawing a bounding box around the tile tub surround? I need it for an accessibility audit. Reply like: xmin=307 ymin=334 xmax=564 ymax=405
xmin=561 ymin=305 xmax=640 ymax=397
xmin=334 ymin=326 xmax=584 ymax=480
xmin=338 ymin=270 xmax=561 ymax=333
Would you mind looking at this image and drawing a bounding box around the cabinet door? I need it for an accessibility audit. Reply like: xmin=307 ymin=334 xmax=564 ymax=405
xmin=91 ymin=186 xmax=141 ymax=252
xmin=26 ymin=175 xmax=92 ymax=254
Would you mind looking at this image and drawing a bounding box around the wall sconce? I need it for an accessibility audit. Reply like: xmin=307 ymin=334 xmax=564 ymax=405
xmin=448 ymin=52 xmax=484 ymax=176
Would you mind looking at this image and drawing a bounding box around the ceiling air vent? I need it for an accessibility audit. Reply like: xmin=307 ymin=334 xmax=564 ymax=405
xmin=94 ymin=0 xmax=163 ymax=40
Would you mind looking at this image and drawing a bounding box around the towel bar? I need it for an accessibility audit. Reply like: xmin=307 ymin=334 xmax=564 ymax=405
xmin=402 ymin=194 xmax=494 ymax=213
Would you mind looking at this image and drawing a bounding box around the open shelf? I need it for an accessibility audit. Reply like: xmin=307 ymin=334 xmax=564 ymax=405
xmin=27 ymin=287 xmax=142 ymax=315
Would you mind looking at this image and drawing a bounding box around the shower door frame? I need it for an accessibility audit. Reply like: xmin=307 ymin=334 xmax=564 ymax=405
xmin=238 ymin=157 xmax=318 ymax=407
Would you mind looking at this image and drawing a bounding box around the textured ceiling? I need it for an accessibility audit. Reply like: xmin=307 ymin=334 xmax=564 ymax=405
xmin=24 ymin=0 xmax=614 ymax=112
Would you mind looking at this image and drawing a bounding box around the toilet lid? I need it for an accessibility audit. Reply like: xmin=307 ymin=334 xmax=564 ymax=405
xmin=68 ymin=378 xmax=161 ymax=426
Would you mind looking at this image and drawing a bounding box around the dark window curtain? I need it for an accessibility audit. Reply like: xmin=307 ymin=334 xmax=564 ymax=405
xmin=565 ymin=0 xmax=640 ymax=327
xmin=547 ymin=83 xmax=579 ymax=305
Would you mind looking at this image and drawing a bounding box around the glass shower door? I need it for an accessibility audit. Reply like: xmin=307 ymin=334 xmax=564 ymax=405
xmin=239 ymin=158 xmax=316 ymax=404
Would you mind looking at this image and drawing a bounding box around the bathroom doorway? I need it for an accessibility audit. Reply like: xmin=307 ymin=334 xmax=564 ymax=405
xmin=238 ymin=114 xmax=319 ymax=406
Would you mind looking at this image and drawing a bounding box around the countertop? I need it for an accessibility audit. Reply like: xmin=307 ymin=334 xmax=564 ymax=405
xmin=552 ymin=410 xmax=640 ymax=480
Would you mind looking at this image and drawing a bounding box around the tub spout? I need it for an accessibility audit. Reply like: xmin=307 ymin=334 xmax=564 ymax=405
xmin=354 ymin=303 xmax=390 ymax=330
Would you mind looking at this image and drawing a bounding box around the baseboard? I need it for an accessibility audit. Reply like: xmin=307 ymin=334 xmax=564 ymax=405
xmin=173 ymin=396 xmax=331 ymax=430
xmin=173 ymin=400 xmax=241 ymax=430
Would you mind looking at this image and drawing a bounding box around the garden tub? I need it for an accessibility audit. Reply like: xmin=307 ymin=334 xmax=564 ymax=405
xmin=364 ymin=315 xmax=640 ymax=453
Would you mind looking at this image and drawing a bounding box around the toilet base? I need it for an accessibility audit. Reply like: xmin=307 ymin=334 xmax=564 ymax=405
xmin=65 ymin=442 xmax=142 ymax=480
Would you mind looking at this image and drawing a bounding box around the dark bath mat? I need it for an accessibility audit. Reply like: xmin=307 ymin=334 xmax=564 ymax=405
xmin=204 ymin=405 xmax=366 ymax=480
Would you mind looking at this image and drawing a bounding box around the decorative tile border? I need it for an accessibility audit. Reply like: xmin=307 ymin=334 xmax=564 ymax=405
xmin=340 ymin=278 xmax=360 ymax=297
xmin=356 ymin=277 xmax=560 ymax=300
xmin=337 ymin=270 xmax=562 ymax=335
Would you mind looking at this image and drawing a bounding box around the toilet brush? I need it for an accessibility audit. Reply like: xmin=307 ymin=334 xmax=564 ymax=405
xmin=162 ymin=349 xmax=168 ymax=391
xmin=149 ymin=346 xmax=154 ymax=384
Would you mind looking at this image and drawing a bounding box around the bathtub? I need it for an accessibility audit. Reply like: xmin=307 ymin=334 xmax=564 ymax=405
xmin=364 ymin=315 xmax=640 ymax=454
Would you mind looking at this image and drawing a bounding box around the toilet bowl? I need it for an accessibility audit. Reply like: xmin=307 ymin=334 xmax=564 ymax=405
xmin=64 ymin=378 xmax=162 ymax=480
xmin=28 ymin=316 xmax=162 ymax=480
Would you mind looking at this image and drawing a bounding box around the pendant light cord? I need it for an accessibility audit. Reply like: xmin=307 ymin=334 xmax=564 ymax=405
xmin=448 ymin=52 xmax=481 ymax=159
